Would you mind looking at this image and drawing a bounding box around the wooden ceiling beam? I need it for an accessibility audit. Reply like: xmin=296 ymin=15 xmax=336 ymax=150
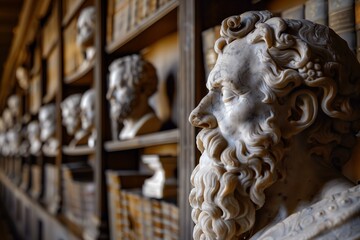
xmin=0 ymin=0 xmax=51 ymax=108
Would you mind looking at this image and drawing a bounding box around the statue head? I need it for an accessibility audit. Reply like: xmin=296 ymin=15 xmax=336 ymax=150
xmin=80 ymin=89 xmax=95 ymax=131
xmin=28 ymin=120 xmax=40 ymax=140
xmin=27 ymin=120 xmax=41 ymax=155
xmin=39 ymin=104 xmax=56 ymax=142
xmin=8 ymin=94 xmax=21 ymax=118
xmin=189 ymin=11 xmax=360 ymax=239
xmin=0 ymin=118 xmax=5 ymax=152
xmin=0 ymin=118 xmax=4 ymax=133
xmin=107 ymin=54 xmax=158 ymax=121
xmin=2 ymin=108 xmax=13 ymax=129
xmin=61 ymin=93 xmax=82 ymax=135
xmin=77 ymin=6 xmax=96 ymax=49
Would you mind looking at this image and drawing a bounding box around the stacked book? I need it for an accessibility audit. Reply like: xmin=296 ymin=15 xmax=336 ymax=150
xmin=30 ymin=164 xmax=42 ymax=199
xmin=201 ymin=25 xmax=221 ymax=79
xmin=106 ymin=170 xmax=179 ymax=240
xmin=20 ymin=162 xmax=30 ymax=191
xmin=62 ymin=162 xmax=95 ymax=227
xmin=13 ymin=157 xmax=22 ymax=185
xmin=109 ymin=0 xmax=176 ymax=43
xmin=42 ymin=163 xmax=58 ymax=209
xmin=279 ymin=0 xmax=358 ymax=56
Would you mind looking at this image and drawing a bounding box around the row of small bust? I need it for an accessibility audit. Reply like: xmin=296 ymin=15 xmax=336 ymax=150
xmin=0 ymin=53 xmax=162 ymax=157
xmin=62 ymin=54 xmax=162 ymax=146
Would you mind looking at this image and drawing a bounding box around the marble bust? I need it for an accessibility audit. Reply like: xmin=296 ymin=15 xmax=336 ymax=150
xmin=107 ymin=54 xmax=162 ymax=140
xmin=80 ymin=89 xmax=96 ymax=147
xmin=39 ymin=104 xmax=59 ymax=154
xmin=0 ymin=118 xmax=6 ymax=156
xmin=189 ymin=11 xmax=360 ymax=240
xmin=27 ymin=120 xmax=41 ymax=156
xmin=61 ymin=93 xmax=86 ymax=147
xmin=7 ymin=94 xmax=21 ymax=125
xmin=77 ymin=6 xmax=96 ymax=68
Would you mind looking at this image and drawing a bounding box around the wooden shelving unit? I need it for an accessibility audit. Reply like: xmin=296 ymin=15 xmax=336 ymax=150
xmin=0 ymin=0 xmax=262 ymax=239
xmin=62 ymin=0 xmax=87 ymax=27
xmin=63 ymin=62 xmax=94 ymax=85
xmin=104 ymin=129 xmax=179 ymax=152
xmin=106 ymin=0 xmax=179 ymax=54
xmin=63 ymin=145 xmax=95 ymax=156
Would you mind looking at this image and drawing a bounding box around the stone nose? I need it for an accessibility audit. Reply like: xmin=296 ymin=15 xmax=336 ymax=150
xmin=189 ymin=102 xmax=217 ymax=129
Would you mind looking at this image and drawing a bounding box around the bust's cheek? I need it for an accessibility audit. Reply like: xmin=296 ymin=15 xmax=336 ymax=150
xmin=216 ymin=99 xmax=259 ymax=136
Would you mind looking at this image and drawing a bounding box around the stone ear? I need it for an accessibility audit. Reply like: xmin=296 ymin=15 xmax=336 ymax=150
xmin=282 ymin=90 xmax=318 ymax=139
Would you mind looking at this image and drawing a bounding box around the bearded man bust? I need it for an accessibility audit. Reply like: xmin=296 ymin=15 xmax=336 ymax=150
xmin=107 ymin=54 xmax=162 ymax=140
xmin=189 ymin=11 xmax=360 ymax=240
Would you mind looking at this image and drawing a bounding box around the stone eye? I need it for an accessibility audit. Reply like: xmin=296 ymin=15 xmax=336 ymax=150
xmin=221 ymin=87 xmax=237 ymax=103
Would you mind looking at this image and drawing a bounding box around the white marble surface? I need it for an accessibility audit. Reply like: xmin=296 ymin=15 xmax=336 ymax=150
xmin=189 ymin=10 xmax=360 ymax=240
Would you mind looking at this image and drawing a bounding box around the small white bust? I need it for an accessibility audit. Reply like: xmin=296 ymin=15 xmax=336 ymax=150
xmin=77 ymin=6 xmax=96 ymax=68
xmin=80 ymin=89 xmax=96 ymax=147
xmin=61 ymin=93 xmax=85 ymax=147
xmin=27 ymin=120 xmax=41 ymax=156
xmin=107 ymin=54 xmax=162 ymax=140
xmin=39 ymin=104 xmax=59 ymax=154
xmin=0 ymin=118 xmax=6 ymax=155
xmin=2 ymin=108 xmax=13 ymax=129
xmin=7 ymin=129 xmax=20 ymax=156
xmin=8 ymin=94 xmax=21 ymax=119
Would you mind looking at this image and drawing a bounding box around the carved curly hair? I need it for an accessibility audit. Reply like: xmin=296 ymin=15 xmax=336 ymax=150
xmin=215 ymin=10 xmax=360 ymax=169
xmin=108 ymin=54 xmax=158 ymax=97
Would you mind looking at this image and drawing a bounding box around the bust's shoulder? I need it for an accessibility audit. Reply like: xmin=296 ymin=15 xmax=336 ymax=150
xmin=255 ymin=185 xmax=360 ymax=240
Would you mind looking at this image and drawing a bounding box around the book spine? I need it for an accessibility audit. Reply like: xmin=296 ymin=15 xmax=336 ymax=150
xmin=151 ymin=199 xmax=163 ymax=240
xmin=281 ymin=4 xmax=305 ymax=19
xmin=305 ymin=0 xmax=328 ymax=25
xmin=170 ymin=204 xmax=179 ymax=240
xmin=113 ymin=0 xmax=130 ymax=40
xmin=329 ymin=0 xmax=356 ymax=52
xmin=107 ymin=0 xmax=115 ymax=44
xmin=202 ymin=26 xmax=221 ymax=78
xmin=355 ymin=0 xmax=360 ymax=61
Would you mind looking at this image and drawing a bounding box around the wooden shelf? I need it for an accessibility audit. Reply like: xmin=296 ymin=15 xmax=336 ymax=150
xmin=62 ymin=0 xmax=87 ymax=27
xmin=106 ymin=0 xmax=178 ymax=54
xmin=43 ymin=148 xmax=58 ymax=158
xmin=104 ymin=129 xmax=179 ymax=152
xmin=0 ymin=171 xmax=82 ymax=240
xmin=63 ymin=61 xmax=94 ymax=85
xmin=63 ymin=145 xmax=95 ymax=156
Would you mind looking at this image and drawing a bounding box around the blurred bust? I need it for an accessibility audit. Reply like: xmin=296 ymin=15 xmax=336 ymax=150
xmin=77 ymin=6 xmax=96 ymax=67
xmin=39 ymin=104 xmax=59 ymax=154
xmin=19 ymin=124 xmax=30 ymax=157
xmin=2 ymin=108 xmax=13 ymax=129
xmin=8 ymin=95 xmax=21 ymax=122
xmin=107 ymin=54 xmax=162 ymax=140
xmin=0 ymin=118 xmax=6 ymax=155
xmin=80 ymin=89 xmax=96 ymax=147
xmin=61 ymin=93 xmax=86 ymax=147
xmin=7 ymin=129 xmax=20 ymax=156
xmin=27 ymin=120 xmax=41 ymax=156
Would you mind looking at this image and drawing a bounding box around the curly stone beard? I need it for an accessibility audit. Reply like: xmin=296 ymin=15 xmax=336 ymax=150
xmin=110 ymin=88 xmax=138 ymax=121
xmin=189 ymin=115 xmax=285 ymax=240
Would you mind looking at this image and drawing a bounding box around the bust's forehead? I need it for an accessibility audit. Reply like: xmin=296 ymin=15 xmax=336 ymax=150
xmin=207 ymin=38 xmax=263 ymax=89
